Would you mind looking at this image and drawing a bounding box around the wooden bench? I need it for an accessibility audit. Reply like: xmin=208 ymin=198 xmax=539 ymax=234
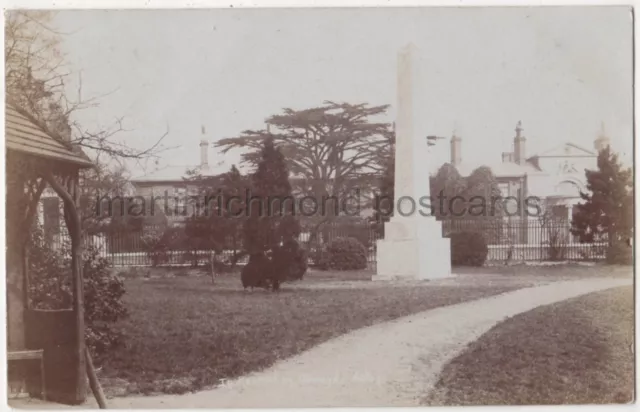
xmin=8 ymin=350 xmax=46 ymax=400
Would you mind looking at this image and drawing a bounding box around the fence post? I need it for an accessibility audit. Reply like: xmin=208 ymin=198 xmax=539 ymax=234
xmin=211 ymin=250 xmax=219 ymax=283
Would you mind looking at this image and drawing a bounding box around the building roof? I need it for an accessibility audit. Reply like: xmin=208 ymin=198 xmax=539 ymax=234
xmin=438 ymin=140 xmax=595 ymax=179
xmin=5 ymin=103 xmax=93 ymax=168
xmin=535 ymin=142 xmax=596 ymax=157
xmin=430 ymin=158 xmax=540 ymax=178
xmin=131 ymin=160 xmax=250 ymax=184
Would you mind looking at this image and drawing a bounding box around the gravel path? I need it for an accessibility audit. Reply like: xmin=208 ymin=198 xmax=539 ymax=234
xmin=81 ymin=277 xmax=634 ymax=408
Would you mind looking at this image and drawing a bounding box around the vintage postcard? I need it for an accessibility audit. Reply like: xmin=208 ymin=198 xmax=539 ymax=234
xmin=4 ymin=5 xmax=634 ymax=408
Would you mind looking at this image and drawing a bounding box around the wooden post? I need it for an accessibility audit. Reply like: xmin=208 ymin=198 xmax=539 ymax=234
xmin=85 ymin=348 xmax=106 ymax=409
xmin=210 ymin=251 xmax=216 ymax=283
xmin=43 ymin=172 xmax=87 ymax=404
xmin=68 ymin=175 xmax=87 ymax=404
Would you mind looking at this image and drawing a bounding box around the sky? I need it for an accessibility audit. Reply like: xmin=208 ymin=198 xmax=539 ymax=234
xmin=52 ymin=6 xmax=634 ymax=177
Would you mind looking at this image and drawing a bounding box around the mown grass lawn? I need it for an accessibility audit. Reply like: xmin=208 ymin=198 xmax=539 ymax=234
xmin=456 ymin=263 xmax=632 ymax=278
xmin=98 ymin=272 xmax=519 ymax=397
xmin=424 ymin=285 xmax=634 ymax=405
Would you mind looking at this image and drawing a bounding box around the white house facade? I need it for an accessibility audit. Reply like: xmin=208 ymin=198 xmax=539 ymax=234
xmin=433 ymin=121 xmax=611 ymax=249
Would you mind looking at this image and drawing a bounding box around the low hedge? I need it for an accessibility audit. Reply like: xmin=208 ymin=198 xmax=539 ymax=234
xmin=324 ymin=237 xmax=368 ymax=270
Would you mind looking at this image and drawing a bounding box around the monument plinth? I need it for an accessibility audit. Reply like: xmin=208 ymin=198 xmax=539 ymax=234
xmin=375 ymin=44 xmax=452 ymax=280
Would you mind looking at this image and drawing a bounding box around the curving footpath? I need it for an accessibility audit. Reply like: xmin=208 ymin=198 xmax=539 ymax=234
xmin=109 ymin=277 xmax=631 ymax=409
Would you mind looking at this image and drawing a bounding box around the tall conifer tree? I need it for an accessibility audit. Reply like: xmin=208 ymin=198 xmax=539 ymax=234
xmin=571 ymin=146 xmax=633 ymax=263
xmin=243 ymin=138 xmax=299 ymax=254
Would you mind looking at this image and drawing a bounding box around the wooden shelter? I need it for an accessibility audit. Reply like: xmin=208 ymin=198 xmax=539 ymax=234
xmin=6 ymin=102 xmax=93 ymax=404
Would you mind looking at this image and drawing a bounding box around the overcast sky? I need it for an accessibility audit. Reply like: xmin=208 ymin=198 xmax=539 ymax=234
xmin=53 ymin=6 xmax=633 ymax=176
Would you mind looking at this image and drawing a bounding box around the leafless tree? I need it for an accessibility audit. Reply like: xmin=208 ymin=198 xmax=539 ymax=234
xmin=5 ymin=10 xmax=170 ymax=164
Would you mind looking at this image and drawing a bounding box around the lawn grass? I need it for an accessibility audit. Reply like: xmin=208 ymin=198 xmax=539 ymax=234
xmin=456 ymin=263 xmax=632 ymax=278
xmin=98 ymin=274 xmax=519 ymax=397
xmin=424 ymin=285 xmax=634 ymax=405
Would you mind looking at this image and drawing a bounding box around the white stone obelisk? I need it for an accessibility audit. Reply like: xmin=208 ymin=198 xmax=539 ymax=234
xmin=375 ymin=44 xmax=452 ymax=280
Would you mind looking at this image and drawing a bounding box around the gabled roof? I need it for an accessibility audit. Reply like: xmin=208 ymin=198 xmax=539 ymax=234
xmin=535 ymin=142 xmax=596 ymax=157
xmin=6 ymin=103 xmax=93 ymax=168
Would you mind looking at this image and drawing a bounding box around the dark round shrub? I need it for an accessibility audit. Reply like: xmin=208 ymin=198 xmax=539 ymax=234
xmin=450 ymin=231 xmax=489 ymax=267
xmin=272 ymin=239 xmax=308 ymax=281
xmin=240 ymin=253 xmax=271 ymax=289
xmin=324 ymin=237 xmax=368 ymax=270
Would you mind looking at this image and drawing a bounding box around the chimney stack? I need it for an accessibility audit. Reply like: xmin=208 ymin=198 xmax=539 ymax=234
xmin=513 ymin=121 xmax=526 ymax=165
xmin=200 ymin=125 xmax=209 ymax=171
xmin=450 ymin=130 xmax=462 ymax=166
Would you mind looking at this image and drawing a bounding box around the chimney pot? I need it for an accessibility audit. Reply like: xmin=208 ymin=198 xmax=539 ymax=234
xmin=200 ymin=139 xmax=209 ymax=170
xmin=594 ymin=121 xmax=610 ymax=152
xmin=502 ymin=152 xmax=514 ymax=163
xmin=514 ymin=121 xmax=526 ymax=165
xmin=450 ymin=132 xmax=462 ymax=166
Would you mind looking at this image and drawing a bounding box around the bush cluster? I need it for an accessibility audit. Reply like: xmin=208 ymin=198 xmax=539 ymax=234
xmin=272 ymin=239 xmax=308 ymax=281
xmin=82 ymin=247 xmax=128 ymax=358
xmin=450 ymin=231 xmax=489 ymax=267
xmin=141 ymin=226 xmax=183 ymax=266
xmin=240 ymin=239 xmax=308 ymax=290
xmin=27 ymin=226 xmax=127 ymax=360
xmin=324 ymin=237 xmax=368 ymax=270
xmin=241 ymin=253 xmax=276 ymax=290
xmin=139 ymin=226 xmax=200 ymax=266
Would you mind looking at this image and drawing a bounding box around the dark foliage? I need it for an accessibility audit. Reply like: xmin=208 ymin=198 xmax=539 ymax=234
xmin=185 ymin=165 xmax=248 ymax=257
xmin=241 ymin=253 xmax=279 ymax=291
xmin=372 ymin=151 xmax=395 ymax=236
xmin=243 ymin=138 xmax=300 ymax=254
xmin=374 ymin=159 xmax=505 ymax=238
xmin=324 ymin=237 xmax=368 ymax=270
xmin=271 ymin=239 xmax=308 ymax=281
xmin=26 ymin=225 xmax=127 ymax=360
xmin=82 ymin=247 xmax=128 ymax=358
xmin=141 ymin=226 xmax=184 ymax=267
xmin=571 ymin=147 xmax=633 ymax=264
xmin=606 ymin=244 xmax=633 ymax=265
xmin=431 ymin=163 xmax=465 ymax=218
xmin=216 ymin=102 xmax=392 ymax=210
xmin=240 ymin=138 xmax=302 ymax=290
xmin=450 ymin=231 xmax=489 ymax=267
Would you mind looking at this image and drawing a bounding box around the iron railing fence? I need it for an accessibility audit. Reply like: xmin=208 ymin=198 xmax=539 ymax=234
xmin=47 ymin=218 xmax=606 ymax=268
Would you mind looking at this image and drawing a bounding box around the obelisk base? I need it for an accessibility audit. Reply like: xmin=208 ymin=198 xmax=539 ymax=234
xmin=375 ymin=216 xmax=452 ymax=280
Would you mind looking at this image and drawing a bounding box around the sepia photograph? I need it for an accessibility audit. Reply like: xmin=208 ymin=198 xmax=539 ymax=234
xmin=4 ymin=5 xmax=634 ymax=408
